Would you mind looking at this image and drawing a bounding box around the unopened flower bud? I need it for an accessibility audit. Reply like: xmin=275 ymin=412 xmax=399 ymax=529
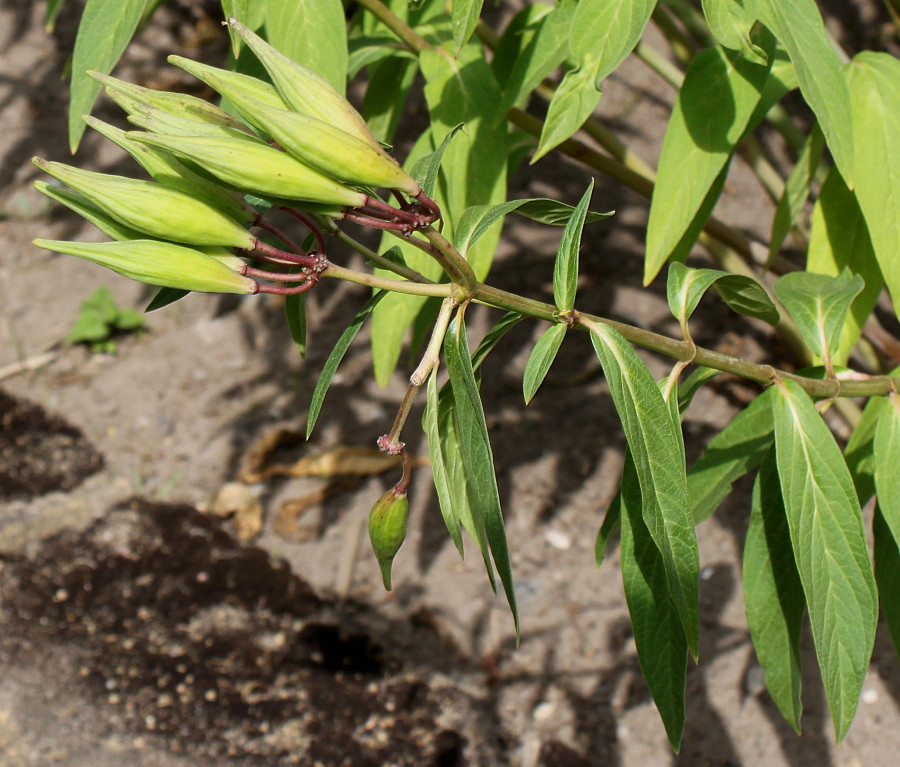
xmin=368 ymin=487 xmax=409 ymax=591
xmin=35 ymin=180 xmax=145 ymax=241
xmin=33 ymin=239 xmax=256 ymax=294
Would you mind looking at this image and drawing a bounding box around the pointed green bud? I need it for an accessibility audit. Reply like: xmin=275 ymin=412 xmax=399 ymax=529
xmin=167 ymin=55 xmax=290 ymax=111
xmin=32 ymin=239 xmax=256 ymax=294
xmin=226 ymin=18 xmax=380 ymax=148
xmin=127 ymin=132 xmax=367 ymax=208
xmin=83 ymin=116 xmax=256 ymax=224
xmin=35 ymin=180 xmax=146 ymax=241
xmin=33 ymin=158 xmax=256 ymax=249
xmin=367 ymin=487 xmax=409 ymax=591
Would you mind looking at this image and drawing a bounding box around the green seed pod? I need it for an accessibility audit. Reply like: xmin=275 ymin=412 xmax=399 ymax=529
xmin=167 ymin=55 xmax=290 ymax=111
xmin=32 ymin=239 xmax=256 ymax=294
xmin=83 ymin=116 xmax=256 ymax=224
xmin=367 ymin=487 xmax=409 ymax=591
xmin=226 ymin=18 xmax=380 ymax=148
xmin=127 ymin=132 xmax=367 ymax=208
xmin=33 ymin=158 xmax=256 ymax=249
xmin=35 ymin=180 xmax=147 ymax=241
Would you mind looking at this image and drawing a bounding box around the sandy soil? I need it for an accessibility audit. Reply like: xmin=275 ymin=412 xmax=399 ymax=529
xmin=1 ymin=1 xmax=898 ymax=765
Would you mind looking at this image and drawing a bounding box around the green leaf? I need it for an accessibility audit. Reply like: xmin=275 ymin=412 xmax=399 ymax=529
xmin=874 ymin=506 xmax=900 ymax=655
xmin=589 ymin=324 xmax=699 ymax=658
xmin=490 ymin=3 xmax=552 ymax=89
xmin=846 ymin=52 xmax=900 ymax=317
xmin=264 ymin=0 xmax=348 ymax=93
xmin=348 ymin=34 xmax=414 ymax=77
xmin=569 ymin=0 xmax=656 ymax=83
xmin=307 ymin=291 xmax=386 ymax=439
xmin=454 ymin=196 xmax=612 ymax=259
xmin=146 ymin=287 xmax=189 ymax=312
xmin=771 ymin=378 xmax=878 ymax=741
xmin=221 ymin=0 xmax=251 ymax=57
xmin=687 ymin=390 xmax=774 ymax=523
xmin=532 ymin=66 xmax=602 ymax=164
xmin=805 ymin=169 xmax=883 ymax=366
xmin=757 ymin=0 xmax=855 ymax=184
xmin=676 ymin=367 xmax=721 ymax=414
xmin=743 ymin=450 xmax=805 ymax=733
xmin=523 ymin=324 xmax=567 ymax=404
xmin=595 ymin=488 xmax=622 ymax=567
xmin=410 ymin=123 xmax=464 ymax=199
xmin=768 ymin=123 xmax=825 ymax=265
xmin=451 ymin=0 xmax=484 ymax=55
xmin=645 ymin=42 xmax=772 ymax=282
xmin=45 ymin=0 xmax=68 ymax=33
xmin=445 ymin=314 xmax=519 ymax=636
xmin=874 ymin=394 xmax=900 ymax=546
xmin=619 ymin=454 xmax=688 ymax=752
xmin=114 ymin=308 xmax=145 ymax=331
xmin=701 ymin=0 xmax=767 ymax=63
xmin=471 ymin=311 xmax=523 ymax=372
xmin=362 ymin=56 xmax=418 ymax=144
xmin=844 ymin=392 xmax=891 ymax=505
xmin=554 ymin=181 xmax=593 ymax=311
xmin=284 ymin=292 xmax=307 ymax=359
xmin=773 ymin=270 xmax=865 ymax=368
xmin=68 ymin=0 xmax=147 ymax=152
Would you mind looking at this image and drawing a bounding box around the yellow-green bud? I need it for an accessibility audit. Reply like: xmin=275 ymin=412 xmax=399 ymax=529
xmin=35 ymin=180 xmax=146 ymax=241
xmin=33 ymin=158 xmax=256 ymax=249
xmin=32 ymin=239 xmax=256 ymax=294
xmin=127 ymin=132 xmax=367 ymax=208
xmin=367 ymin=487 xmax=409 ymax=591
xmin=226 ymin=18 xmax=381 ymax=149
xmin=167 ymin=56 xmax=290 ymax=111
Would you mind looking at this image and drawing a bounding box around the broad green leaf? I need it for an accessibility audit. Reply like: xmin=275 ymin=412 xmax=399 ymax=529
xmin=846 ymin=52 xmax=900 ymax=316
xmin=874 ymin=394 xmax=900 ymax=546
xmin=410 ymin=123 xmax=464 ymax=199
xmin=874 ymin=506 xmax=900 ymax=655
xmin=264 ymin=0 xmax=348 ymax=93
xmin=445 ymin=315 xmax=519 ymax=634
xmin=645 ymin=42 xmax=772 ymax=282
xmin=701 ymin=0 xmax=767 ymax=63
xmin=284 ymin=292 xmax=307 ymax=359
xmin=454 ymin=197 xmax=612 ymax=259
xmin=589 ymin=324 xmax=699 ymax=658
xmin=307 ymin=291 xmax=386 ymax=438
xmin=554 ymin=181 xmax=594 ymax=311
xmin=806 ymin=169 xmax=882 ymax=366
xmin=666 ymin=262 xmax=779 ymax=335
xmin=523 ymin=324 xmax=567 ymax=404
xmin=68 ymin=0 xmax=147 ymax=152
xmin=619 ymin=455 xmax=688 ymax=751
xmin=844 ymin=392 xmax=891 ymax=505
xmin=471 ymin=312 xmax=523 ymax=372
xmin=145 ymin=287 xmax=189 ymax=312
xmin=45 ymin=0 xmax=68 ymax=32
xmin=773 ymin=270 xmax=865 ymax=368
xmin=757 ymin=0 xmax=854 ymax=184
xmin=771 ymin=378 xmax=878 ymax=741
xmin=451 ymin=0 xmax=484 ymax=55
xmin=688 ymin=390 xmax=774 ymax=523
xmin=532 ymin=66 xmax=602 ymax=163
xmin=569 ymin=0 xmax=657 ymax=83
xmin=768 ymin=123 xmax=825 ymax=265
xmin=362 ymin=56 xmax=418 ymax=144
xmin=743 ymin=451 xmax=804 ymax=733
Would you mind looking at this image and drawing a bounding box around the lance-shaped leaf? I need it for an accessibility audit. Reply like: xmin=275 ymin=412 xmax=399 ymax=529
xmin=619 ymin=454 xmax=688 ymax=751
xmin=471 ymin=312 xmax=523 ymax=372
xmin=532 ymin=66 xmax=602 ymax=164
xmin=410 ymin=123 xmax=464 ymax=198
xmin=569 ymin=0 xmax=657 ymax=84
xmin=554 ymin=181 xmax=594 ymax=311
xmin=743 ymin=451 xmax=805 ymax=733
xmin=874 ymin=394 xmax=900 ymax=546
xmin=846 ymin=52 xmax=900 ymax=317
xmin=363 ymin=57 xmax=418 ymax=144
xmin=874 ymin=506 xmax=900 ymax=655
xmin=844 ymin=392 xmax=891 ymax=505
xmin=645 ymin=40 xmax=772 ymax=282
xmin=757 ymin=0 xmax=854 ymax=184
xmin=589 ymin=324 xmax=699 ymax=658
xmin=146 ymin=287 xmax=188 ymax=313
xmin=771 ymin=378 xmax=878 ymax=741
xmin=688 ymin=390 xmax=774 ymax=523
xmin=307 ymin=291 xmax=387 ymax=438
xmin=452 ymin=0 xmax=484 ymax=55
xmin=490 ymin=3 xmax=553 ymax=89
xmin=445 ymin=315 xmax=519 ymax=635
xmin=666 ymin=262 xmax=779 ymax=337
xmin=285 ymin=292 xmax=307 ymax=360
xmin=523 ymin=324 xmax=567 ymax=404
xmin=774 ymin=270 xmax=865 ymax=371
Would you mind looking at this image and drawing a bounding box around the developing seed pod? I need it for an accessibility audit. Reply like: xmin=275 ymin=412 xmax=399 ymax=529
xmin=367 ymin=487 xmax=409 ymax=591
xmin=35 ymin=180 xmax=147 ymax=241
xmin=33 ymin=158 xmax=256 ymax=249
xmin=226 ymin=18 xmax=380 ymax=148
xmin=127 ymin=132 xmax=367 ymax=208
xmin=167 ymin=55 xmax=290 ymax=111
xmin=32 ymin=239 xmax=256 ymax=294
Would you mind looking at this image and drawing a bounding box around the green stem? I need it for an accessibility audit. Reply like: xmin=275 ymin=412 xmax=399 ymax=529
xmin=332 ymin=228 xmax=432 ymax=283
xmin=322 ymin=263 xmax=450 ymax=297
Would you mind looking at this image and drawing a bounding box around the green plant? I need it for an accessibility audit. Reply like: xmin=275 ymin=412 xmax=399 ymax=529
xmin=37 ymin=0 xmax=900 ymax=751
xmin=65 ymin=285 xmax=145 ymax=353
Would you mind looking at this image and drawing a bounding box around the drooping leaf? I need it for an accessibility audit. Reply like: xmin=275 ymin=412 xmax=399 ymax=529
xmin=771 ymin=378 xmax=878 ymax=741
xmin=846 ymin=52 xmax=900 ymax=316
xmin=688 ymin=390 xmax=774 ymax=523
xmin=619 ymin=455 xmax=688 ymax=752
xmin=874 ymin=506 xmax=900 ymax=655
xmin=805 ymin=169 xmax=882 ymax=366
xmin=645 ymin=40 xmax=773 ymax=282
xmin=532 ymin=66 xmax=602 ymax=164
xmin=554 ymin=181 xmax=594 ymax=311
xmin=445 ymin=314 xmax=519 ymax=635
xmin=471 ymin=311 xmax=523 ymax=372
xmin=284 ymin=292 xmax=307 ymax=359
xmin=757 ymin=0 xmax=855 ymax=184
xmin=743 ymin=450 xmax=805 ymax=733
xmin=773 ymin=270 xmax=865 ymax=369
xmin=307 ymin=291 xmax=386 ymax=438
xmin=146 ymin=287 xmax=189 ymax=313
xmin=451 ymin=0 xmax=484 ymax=55
xmin=701 ymin=0 xmax=767 ymax=63
xmin=874 ymin=394 xmax=900 ymax=546
xmin=523 ymin=324 xmax=567 ymax=404
xmin=362 ymin=56 xmax=418 ymax=144
xmin=589 ymin=323 xmax=699 ymax=658
xmin=68 ymin=0 xmax=147 ymax=152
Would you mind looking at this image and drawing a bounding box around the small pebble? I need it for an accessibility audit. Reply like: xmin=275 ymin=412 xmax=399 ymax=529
xmin=544 ymin=529 xmax=572 ymax=550
xmin=861 ymin=687 xmax=878 ymax=704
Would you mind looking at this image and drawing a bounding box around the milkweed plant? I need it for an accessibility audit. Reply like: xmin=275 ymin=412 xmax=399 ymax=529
xmin=35 ymin=0 xmax=900 ymax=751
